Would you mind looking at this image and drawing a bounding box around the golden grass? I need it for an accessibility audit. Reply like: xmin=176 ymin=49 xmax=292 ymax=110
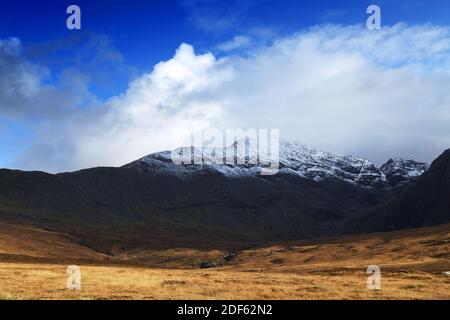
xmin=0 ymin=262 xmax=448 ymax=300
xmin=0 ymin=223 xmax=448 ymax=300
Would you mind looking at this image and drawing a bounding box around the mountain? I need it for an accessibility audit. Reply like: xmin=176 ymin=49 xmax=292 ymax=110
xmin=0 ymin=165 xmax=390 ymax=251
xmin=125 ymin=141 xmax=427 ymax=189
xmin=0 ymin=143 xmax=446 ymax=254
xmin=363 ymin=149 xmax=450 ymax=231
xmin=381 ymin=158 xmax=429 ymax=190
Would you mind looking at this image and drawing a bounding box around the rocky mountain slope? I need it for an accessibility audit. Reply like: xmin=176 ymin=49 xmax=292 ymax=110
xmin=0 ymin=143 xmax=446 ymax=253
xmin=363 ymin=149 xmax=450 ymax=232
xmin=125 ymin=141 xmax=428 ymax=189
xmin=381 ymin=158 xmax=429 ymax=189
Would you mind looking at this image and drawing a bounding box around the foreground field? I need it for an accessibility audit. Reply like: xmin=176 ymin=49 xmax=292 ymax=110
xmin=0 ymin=223 xmax=448 ymax=300
xmin=1 ymin=263 xmax=449 ymax=300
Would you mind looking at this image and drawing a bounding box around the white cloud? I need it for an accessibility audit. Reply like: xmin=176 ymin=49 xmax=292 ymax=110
xmin=7 ymin=24 xmax=450 ymax=171
xmin=216 ymin=35 xmax=252 ymax=52
xmin=68 ymin=43 xmax=232 ymax=170
xmin=0 ymin=38 xmax=46 ymax=117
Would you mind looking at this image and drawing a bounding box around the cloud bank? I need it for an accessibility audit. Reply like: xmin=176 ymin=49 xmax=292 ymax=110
xmin=2 ymin=23 xmax=450 ymax=172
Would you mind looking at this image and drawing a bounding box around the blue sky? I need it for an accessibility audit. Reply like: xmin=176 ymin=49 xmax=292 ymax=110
xmin=1 ymin=0 xmax=450 ymax=171
xmin=3 ymin=0 xmax=450 ymax=95
xmin=3 ymin=1 xmax=450 ymax=62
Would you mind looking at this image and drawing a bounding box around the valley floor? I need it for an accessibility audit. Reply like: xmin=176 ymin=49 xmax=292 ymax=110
xmin=0 ymin=263 xmax=449 ymax=300
xmin=0 ymin=223 xmax=448 ymax=300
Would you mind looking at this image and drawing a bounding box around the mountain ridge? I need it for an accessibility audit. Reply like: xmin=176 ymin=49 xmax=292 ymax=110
xmin=125 ymin=141 xmax=428 ymax=189
xmin=362 ymin=149 xmax=450 ymax=232
xmin=0 ymin=144 xmax=447 ymax=253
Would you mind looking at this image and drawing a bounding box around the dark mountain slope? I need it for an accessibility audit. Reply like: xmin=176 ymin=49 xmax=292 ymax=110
xmin=361 ymin=149 xmax=450 ymax=232
xmin=0 ymin=149 xmax=447 ymax=253
xmin=0 ymin=167 xmax=391 ymax=252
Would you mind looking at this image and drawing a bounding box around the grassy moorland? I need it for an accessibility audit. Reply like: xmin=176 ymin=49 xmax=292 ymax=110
xmin=0 ymin=223 xmax=448 ymax=300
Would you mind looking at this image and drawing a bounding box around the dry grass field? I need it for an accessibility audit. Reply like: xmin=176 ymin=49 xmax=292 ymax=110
xmin=0 ymin=223 xmax=448 ymax=300
xmin=0 ymin=263 xmax=449 ymax=300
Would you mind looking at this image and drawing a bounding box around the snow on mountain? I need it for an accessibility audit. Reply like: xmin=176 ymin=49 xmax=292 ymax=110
xmin=278 ymin=142 xmax=388 ymax=187
xmin=380 ymin=158 xmax=429 ymax=189
xmin=124 ymin=141 xmax=428 ymax=189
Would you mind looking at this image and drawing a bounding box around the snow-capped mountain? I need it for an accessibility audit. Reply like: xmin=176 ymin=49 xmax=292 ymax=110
xmin=380 ymin=158 xmax=429 ymax=189
xmin=124 ymin=141 xmax=428 ymax=189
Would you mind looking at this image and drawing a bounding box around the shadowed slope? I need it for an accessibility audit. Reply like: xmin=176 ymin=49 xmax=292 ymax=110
xmin=363 ymin=150 xmax=450 ymax=232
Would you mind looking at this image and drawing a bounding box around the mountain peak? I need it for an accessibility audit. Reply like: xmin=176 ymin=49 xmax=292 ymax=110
xmin=380 ymin=158 xmax=429 ymax=189
xmin=124 ymin=141 xmax=429 ymax=189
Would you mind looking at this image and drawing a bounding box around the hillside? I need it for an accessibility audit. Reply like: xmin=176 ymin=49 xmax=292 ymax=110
xmin=0 ymin=223 xmax=448 ymax=299
xmin=0 ymin=148 xmax=448 ymax=253
xmin=362 ymin=149 xmax=450 ymax=232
